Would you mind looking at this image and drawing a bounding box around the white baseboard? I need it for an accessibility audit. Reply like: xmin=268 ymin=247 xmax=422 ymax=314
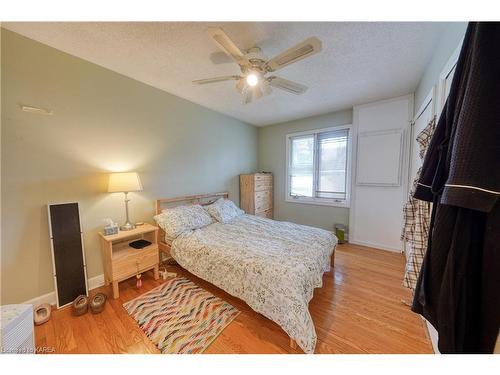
xmin=23 ymin=291 xmax=56 ymax=307
xmin=22 ymin=274 xmax=105 ymax=307
xmin=88 ymin=274 xmax=105 ymax=290
xmin=349 ymin=239 xmax=403 ymax=253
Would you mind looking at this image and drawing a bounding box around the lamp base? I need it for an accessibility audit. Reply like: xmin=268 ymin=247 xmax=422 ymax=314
xmin=120 ymin=222 xmax=136 ymax=231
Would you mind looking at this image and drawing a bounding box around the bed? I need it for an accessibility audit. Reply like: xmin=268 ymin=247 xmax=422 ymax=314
xmin=155 ymin=192 xmax=337 ymax=353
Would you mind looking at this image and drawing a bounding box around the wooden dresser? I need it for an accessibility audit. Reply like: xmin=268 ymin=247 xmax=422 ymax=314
xmin=240 ymin=173 xmax=273 ymax=219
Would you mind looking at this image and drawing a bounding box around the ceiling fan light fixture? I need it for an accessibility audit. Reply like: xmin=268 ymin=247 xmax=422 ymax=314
xmin=195 ymin=28 xmax=320 ymax=102
xmin=246 ymin=72 xmax=259 ymax=87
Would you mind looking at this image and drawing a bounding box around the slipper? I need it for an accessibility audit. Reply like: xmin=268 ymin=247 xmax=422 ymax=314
xmin=89 ymin=293 xmax=107 ymax=314
xmin=34 ymin=303 xmax=52 ymax=325
xmin=72 ymin=295 xmax=88 ymax=316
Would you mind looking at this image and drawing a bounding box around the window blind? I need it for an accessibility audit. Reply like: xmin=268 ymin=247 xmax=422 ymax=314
xmin=317 ymin=129 xmax=349 ymax=200
xmin=289 ymin=128 xmax=349 ymax=202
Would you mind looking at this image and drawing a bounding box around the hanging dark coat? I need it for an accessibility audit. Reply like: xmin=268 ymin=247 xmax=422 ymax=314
xmin=412 ymin=22 xmax=500 ymax=353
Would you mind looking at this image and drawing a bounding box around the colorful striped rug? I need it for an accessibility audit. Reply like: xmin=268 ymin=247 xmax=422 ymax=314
xmin=123 ymin=277 xmax=239 ymax=354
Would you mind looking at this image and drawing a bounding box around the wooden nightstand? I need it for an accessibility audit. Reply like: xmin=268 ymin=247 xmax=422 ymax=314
xmin=98 ymin=223 xmax=159 ymax=299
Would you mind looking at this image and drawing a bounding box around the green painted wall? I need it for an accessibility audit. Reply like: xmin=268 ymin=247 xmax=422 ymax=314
xmin=257 ymin=109 xmax=352 ymax=231
xmin=1 ymin=29 xmax=257 ymax=304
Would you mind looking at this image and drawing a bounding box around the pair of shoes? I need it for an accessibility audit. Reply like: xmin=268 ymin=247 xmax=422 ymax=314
xmin=73 ymin=293 xmax=107 ymax=316
xmin=71 ymin=293 xmax=107 ymax=316
xmin=34 ymin=303 xmax=52 ymax=325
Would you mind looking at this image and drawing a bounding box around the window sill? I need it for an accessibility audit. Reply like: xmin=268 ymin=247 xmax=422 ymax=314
xmin=285 ymin=197 xmax=350 ymax=208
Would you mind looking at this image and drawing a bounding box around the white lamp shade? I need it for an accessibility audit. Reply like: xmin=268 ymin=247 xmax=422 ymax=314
xmin=108 ymin=172 xmax=143 ymax=193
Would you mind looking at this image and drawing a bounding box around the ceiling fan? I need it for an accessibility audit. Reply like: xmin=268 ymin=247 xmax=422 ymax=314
xmin=193 ymin=27 xmax=322 ymax=104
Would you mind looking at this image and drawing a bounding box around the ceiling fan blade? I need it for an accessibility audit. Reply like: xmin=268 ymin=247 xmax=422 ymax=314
xmin=193 ymin=75 xmax=241 ymax=85
xmin=268 ymin=76 xmax=308 ymax=95
xmin=264 ymin=37 xmax=322 ymax=72
xmin=207 ymin=27 xmax=249 ymax=67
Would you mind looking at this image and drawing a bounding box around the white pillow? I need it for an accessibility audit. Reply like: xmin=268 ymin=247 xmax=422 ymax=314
xmin=154 ymin=204 xmax=213 ymax=240
xmin=204 ymin=198 xmax=244 ymax=223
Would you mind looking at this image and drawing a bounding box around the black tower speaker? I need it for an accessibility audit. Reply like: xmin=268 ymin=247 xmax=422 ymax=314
xmin=48 ymin=202 xmax=88 ymax=308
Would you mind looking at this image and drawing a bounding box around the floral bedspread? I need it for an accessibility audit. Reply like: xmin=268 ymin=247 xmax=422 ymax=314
xmin=170 ymin=214 xmax=337 ymax=353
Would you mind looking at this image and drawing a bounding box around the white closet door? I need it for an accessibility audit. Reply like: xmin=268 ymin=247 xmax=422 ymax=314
xmin=443 ymin=66 xmax=456 ymax=100
xmin=349 ymin=95 xmax=413 ymax=252
xmin=437 ymin=43 xmax=461 ymax=115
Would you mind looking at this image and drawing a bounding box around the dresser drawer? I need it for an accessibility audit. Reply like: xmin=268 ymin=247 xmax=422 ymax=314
xmin=255 ymin=175 xmax=272 ymax=192
xmin=255 ymin=190 xmax=272 ymax=205
xmin=255 ymin=189 xmax=271 ymax=200
xmin=254 ymin=174 xmax=272 ymax=182
xmin=255 ymin=208 xmax=273 ymax=219
xmin=112 ymin=245 xmax=159 ymax=281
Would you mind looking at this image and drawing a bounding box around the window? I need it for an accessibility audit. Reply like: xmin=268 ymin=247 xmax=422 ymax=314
xmin=286 ymin=126 xmax=351 ymax=207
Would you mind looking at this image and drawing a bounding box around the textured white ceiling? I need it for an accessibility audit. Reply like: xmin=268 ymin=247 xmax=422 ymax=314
xmin=3 ymin=22 xmax=446 ymax=126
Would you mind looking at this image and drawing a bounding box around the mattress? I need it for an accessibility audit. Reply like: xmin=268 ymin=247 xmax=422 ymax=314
xmin=170 ymin=214 xmax=337 ymax=353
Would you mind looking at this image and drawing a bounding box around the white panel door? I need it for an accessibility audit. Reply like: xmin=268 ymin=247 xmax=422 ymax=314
xmin=437 ymin=43 xmax=461 ymax=115
xmin=350 ymin=95 xmax=413 ymax=252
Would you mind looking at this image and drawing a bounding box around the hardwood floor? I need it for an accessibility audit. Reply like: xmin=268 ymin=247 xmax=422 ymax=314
xmin=35 ymin=243 xmax=432 ymax=354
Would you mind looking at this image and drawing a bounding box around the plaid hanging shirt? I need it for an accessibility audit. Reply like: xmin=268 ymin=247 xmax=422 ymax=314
xmin=401 ymin=117 xmax=436 ymax=291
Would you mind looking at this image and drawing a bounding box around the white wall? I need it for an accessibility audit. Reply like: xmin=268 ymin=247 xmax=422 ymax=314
xmin=349 ymin=95 xmax=413 ymax=252
xmin=414 ymin=23 xmax=467 ymax=111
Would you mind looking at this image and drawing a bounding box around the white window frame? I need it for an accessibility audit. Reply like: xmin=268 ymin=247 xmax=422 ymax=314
xmin=285 ymin=124 xmax=352 ymax=208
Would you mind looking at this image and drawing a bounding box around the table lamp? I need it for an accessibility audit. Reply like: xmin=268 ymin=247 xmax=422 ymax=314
xmin=107 ymin=172 xmax=143 ymax=231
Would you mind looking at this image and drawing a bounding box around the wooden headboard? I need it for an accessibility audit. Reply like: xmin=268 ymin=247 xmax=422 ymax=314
xmin=155 ymin=191 xmax=229 ymax=215
xmin=155 ymin=191 xmax=229 ymax=255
